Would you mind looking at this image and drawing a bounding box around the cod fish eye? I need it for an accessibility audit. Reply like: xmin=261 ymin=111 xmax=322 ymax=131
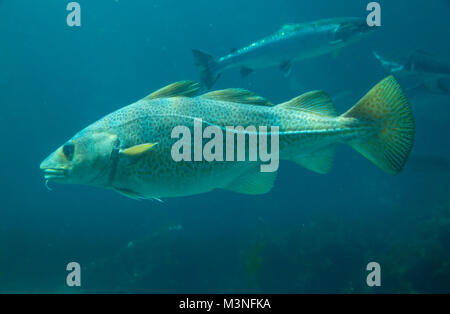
xmin=63 ymin=143 xmax=75 ymax=161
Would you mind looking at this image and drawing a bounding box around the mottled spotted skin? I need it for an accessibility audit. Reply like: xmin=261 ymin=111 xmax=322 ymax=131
xmin=71 ymin=95 xmax=371 ymax=198
xmin=40 ymin=76 xmax=415 ymax=199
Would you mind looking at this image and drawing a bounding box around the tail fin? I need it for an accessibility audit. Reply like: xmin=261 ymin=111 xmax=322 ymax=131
xmin=342 ymin=76 xmax=415 ymax=175
xmin=192 ymin=49 xmax=220 ymax=90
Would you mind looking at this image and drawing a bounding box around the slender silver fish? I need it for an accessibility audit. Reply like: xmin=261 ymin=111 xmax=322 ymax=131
xmin=193 ymin=17 xmax=375 ymax=89
xmin=374 ymin=51 xmax=450 ymax=94
xmin=40 ymin=76 xmax=415 ymax=200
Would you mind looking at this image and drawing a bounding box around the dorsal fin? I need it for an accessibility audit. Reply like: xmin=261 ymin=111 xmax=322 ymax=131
xmin=145 ymin=81 xmax=200 ymax=99
xmin=277 ymin=90 xmax=337 ymax=116
xmin=280 ymin=23 xmax=299 ymax=33
xmin=199 ymin=88 xmax=274 ymax=106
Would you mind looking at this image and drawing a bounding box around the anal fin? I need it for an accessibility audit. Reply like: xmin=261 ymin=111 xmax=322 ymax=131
xmin=223 ymin=167 xmax=277 ymax=195
xmin=292 ymin=145 xmax=337 ymax=174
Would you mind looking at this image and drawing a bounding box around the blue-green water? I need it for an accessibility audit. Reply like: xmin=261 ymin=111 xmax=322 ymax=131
xmin=1 ymin=0 xmax=449 ymax=293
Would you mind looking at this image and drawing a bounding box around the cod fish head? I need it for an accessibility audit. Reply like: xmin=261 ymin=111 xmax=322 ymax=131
xmin=332 ymin=17 xmax=375 ymax=44
xmin=40 ymin=131 xmax=118 ymax=186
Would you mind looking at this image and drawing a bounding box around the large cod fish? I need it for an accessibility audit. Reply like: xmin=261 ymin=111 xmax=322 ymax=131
xmin=40 ymin=76 xmax=415 ymax=200
xmin=193 ymin=17 xmax=375 ymax=89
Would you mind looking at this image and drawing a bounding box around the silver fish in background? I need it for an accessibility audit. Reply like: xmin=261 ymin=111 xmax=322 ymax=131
xmin=193 ymin=17 xmax=375 ymax=89
xmin=40 ymin=76 xmax=414 ymax=200
xmin=374 ymin=50 xmax=450 ymax=95
xmin=404 ymin=50 xmax=450 ymax=74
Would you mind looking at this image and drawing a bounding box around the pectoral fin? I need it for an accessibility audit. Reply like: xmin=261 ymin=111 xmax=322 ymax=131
xmin=280 ymin=60 xmax=292 ymax=77
xmin=120 ymin=143 xmax=158 ymax=156
xmin=114 ymin=187 xmax=163 ymax=202
xmin=114 ymin=187 xmax=145 ymax=200
xmin=240 ymin=66 xmax=254 ymax=78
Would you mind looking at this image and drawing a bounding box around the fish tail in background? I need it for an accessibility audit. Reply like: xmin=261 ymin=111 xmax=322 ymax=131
xmin=342 ymin=76 xmax=416 ymax=175
xmin=192 ymin=49 xmax=221 ymax=89
xmin=373 ymin=51 xmax=405 ymax=73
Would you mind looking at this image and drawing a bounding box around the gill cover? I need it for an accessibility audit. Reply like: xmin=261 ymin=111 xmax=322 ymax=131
xmin=40 ymin=132 xmax=119 ymax=185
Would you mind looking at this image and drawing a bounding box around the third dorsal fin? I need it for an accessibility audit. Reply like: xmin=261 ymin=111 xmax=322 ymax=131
xmin=145 ymin=81 xmax=201 ymax=99
xmin=277 ymin=90 xmax=337 ymax=116
xmin=199 ymin=88 xmax=274 ymax=106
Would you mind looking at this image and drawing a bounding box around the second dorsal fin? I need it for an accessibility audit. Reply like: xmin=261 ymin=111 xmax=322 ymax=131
xmin=145 ymin=81 xmax=201 ymax=99
xmin=277 ymin=90 xmax=337 ymax=116
xmin=280 ymin=23 xmax=299 ymax=33
xmin=199 ymin=88 xmax=274 ymax=106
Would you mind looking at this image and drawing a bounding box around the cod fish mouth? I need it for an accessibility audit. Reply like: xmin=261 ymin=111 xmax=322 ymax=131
xmin=41 ymin=168 xmax=68 ymax=181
